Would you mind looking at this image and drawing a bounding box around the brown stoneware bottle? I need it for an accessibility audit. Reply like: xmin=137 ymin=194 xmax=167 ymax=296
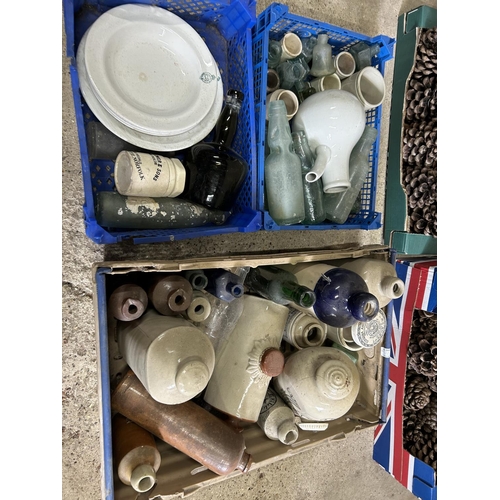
xmin=108 ymin=284 xmax=148 ymax=321
xmin=148 ymin=274 xmax=193 ymax=316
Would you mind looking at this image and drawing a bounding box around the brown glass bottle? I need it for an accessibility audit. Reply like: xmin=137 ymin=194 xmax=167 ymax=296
xmin=111 ymin=370 xmax=253 ymax=476
xmin=108 ymin=284 xmax=148 ymax=321
xmin=112 ymin=413 xmax=161 ymax=493
xmin=181 ymin=89 xmax=249 ymax=211
xmin=148 ymin=274 xmax=193 ymax=316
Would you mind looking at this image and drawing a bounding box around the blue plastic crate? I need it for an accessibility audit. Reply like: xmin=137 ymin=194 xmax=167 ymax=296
xmin=251 ymin=3 xmax=395 ymax=231
xmin=63 ymin=0 xmax=261 ymax=244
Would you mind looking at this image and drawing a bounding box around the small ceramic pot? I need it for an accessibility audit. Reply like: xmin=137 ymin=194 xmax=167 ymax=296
xmin=341 ymin=66 xmax=386 ymax=110
xmin=115 ymin=151 xmax=186 ymax=198
xmin=273 ymin=346 xmax=361 ymax=421
xmin=279 ymin=32 xmax=303 ymax=62
xmin=266 ymin=89 xmax=299 ymax=120
xmin=203 ymin=294 xmax=289 ymax=422
xmin=332 ymin=51 xmax=356 ymax=79
xmin=310 ymin=74 xmax=341 ymax=92
xmin=292 ymin=90 xmax=366 ymax=193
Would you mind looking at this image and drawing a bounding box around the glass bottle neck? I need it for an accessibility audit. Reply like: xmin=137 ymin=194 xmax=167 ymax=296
xmin=214 ymin=96 xmax=242 ymax=147
xmin=292 ymin=132 xmax=314 ymax=169
xmin=268 ymin=106 xmax=294 ymax=152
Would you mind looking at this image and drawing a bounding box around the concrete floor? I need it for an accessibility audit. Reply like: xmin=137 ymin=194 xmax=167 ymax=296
xmin=62 ymin=1 xmax=437 ymax=498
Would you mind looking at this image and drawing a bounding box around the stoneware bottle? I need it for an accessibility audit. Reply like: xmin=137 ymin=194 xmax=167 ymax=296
xmin=327 ymin=309 xmax=387 ymax=350
xmin=292 ymin=130 xmax=326 ymax=225
xmin=114 ymin=151 xmax=186 ymax=198
xmin=265 ymin=99 xmax=305 ymax=225
xmin=108 ymin=283 xmax=148 ymax=321
xmin=323 ymin=125 xmax=378 ymax=224
xmin=278 ymin=263 xmax=379 ymax=328
xmin=112 ymin=413 xmax=161 ymax=493
xmin=117 ymin=308 xmax=215 ymax=405
xmin=148 ymin=274 xmax=193 ymax=316
xmin=182 ymin=290 xmax=212 ymax=323
xmin=203 ymin=294 xmax=289 ymax=423
xmin=273 ymin=346 xmax=361 ymax=421
xmin=182 ymin=269 xmax=208 ymax=291
xmin=257 ymin=386 xmax=299 ymax=445
xmin=283 ymin=309 xmax=327 ymax=349
xmin=94 ymin=191 xmax=227 ymax=230
xmin=112 ymin=370 xmax=253 ymax=476
xmin=292 ymin=90 xmax=366 ymax=194
xmin=339 ymin=257 xmax=405 ymax=307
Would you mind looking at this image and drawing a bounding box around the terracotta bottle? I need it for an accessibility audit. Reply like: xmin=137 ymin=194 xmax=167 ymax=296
xmin=273 ymin=346 xmax=361 ymax=421
xmin=148 ymin=274 xmax=193 ymax=316
xmin=111 ymin=370 xmax=253 ymax=476
xmin=112 ymin=413 xmax=161 ymax=493
xmin=339 ymin=257 xmax=405 ymax=307
xmin=108 ymin=283 xmax=148 ymax=321
xmin=117 ymin=309 xmax=215 ymax=405
xmin=203 ymin=295 xmax=288 ymax=423
xmin=257 ymin=386 xmax=299 ymax=445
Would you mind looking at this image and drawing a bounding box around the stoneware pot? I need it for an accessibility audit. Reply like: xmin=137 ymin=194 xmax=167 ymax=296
xmin=292 ymin=89 xmax=366 ymax=193
xmin=266 ymin=89 xmax=299 ymax=120
xmin=341 ymin=66 xmax=386 ymax=110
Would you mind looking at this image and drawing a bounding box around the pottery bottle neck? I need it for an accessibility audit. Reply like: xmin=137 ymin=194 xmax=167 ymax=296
xmin=277 ymin=419 xmax=299 ymax=445
xmin=214 ymin=89 xmax=244 ymax=148
xmin=175 ymin=358 xmax=211 ymax=397
xmin=347 ymin=291 xmax=379 ymax=322
xmin=380 ymin=276 xmax=405 ymax=300
xmin=130 ymin=464 xmax=156 ymax=493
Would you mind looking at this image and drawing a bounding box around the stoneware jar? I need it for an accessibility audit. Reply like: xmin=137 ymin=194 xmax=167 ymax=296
xmin=273 ymin=346 xmax=361 ymax=421
xmin=292 ymin=89 xmax=366 ymax=193
xmin=339 ymin=257 xmax=405 ymax=307
xmin=117 ymin=308 xmax=215 ymax=405
xmin=282 ymin=309 xmax=327 ymax=349
xmin=203 ymin=294 xmax=289 ymax=423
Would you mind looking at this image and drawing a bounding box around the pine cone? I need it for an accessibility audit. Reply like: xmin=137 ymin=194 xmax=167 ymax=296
xmin=407 ymin=310 xmax=437 ymax=378
xmin=418 ymin=393 xmax=437 ymax=433
xmin=404 ymin=374 xmax=432 ymax=411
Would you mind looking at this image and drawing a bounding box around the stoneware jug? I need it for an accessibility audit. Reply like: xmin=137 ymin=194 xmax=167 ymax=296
xmin=273 ymin=346 xmax=361 ymax=422
xmin=292 ymin=89 xmax=366 ymax=193
xmin=203 ymin=294 xmax=289 ymax=423
xmin=117 ymin=308 xmax=215 ymax=405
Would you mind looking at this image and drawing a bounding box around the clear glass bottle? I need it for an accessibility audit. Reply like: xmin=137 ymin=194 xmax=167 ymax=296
xmin=323 ymin=126 xmax=378 ymax=224
xmin=298 ymin=33 xmax=317 ymax=63
xmin=291 ymin=130 xmax=326 ymax=225
xmin=293 ymin=80 xmax=316 ymax=103
xmin=276 ymin=56 xmax=309 ymax=90
xmin=348 ymin=41 xmax=380 ymax=71
xmin=182 ymin=89 xmax=249 ymax=211
xmin=310 ymin=33 xmax=335 ymax=77
xmin=265 ymin=100 xmax=305 ymax=225
xmin=244 ymin=266 xmax=316 ymax=308
xmin=268 ymin=39 xmax=283 ymax=69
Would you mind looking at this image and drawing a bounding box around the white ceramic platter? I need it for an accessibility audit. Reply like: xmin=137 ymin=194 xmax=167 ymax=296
xmin=76 ymin=30 xmax=224 ymax=152
xmin=83 ymin=4 xmax=222 ymax=137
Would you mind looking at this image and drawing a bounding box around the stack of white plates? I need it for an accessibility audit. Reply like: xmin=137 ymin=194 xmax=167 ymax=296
xmin=76 ymin=3 xmax=224 ymax=151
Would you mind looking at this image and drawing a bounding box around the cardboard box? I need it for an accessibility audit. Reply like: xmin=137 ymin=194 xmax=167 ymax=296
xmin=373 ymin=256 xmax=437 ymax=500
xmin=382 ymin=6 xmax=437 ymax=255
xmin=92 ymin=244 xmax=394 ymax=499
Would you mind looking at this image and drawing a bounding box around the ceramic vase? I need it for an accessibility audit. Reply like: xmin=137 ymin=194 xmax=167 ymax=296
xmin=292 ymin=89 xmax=366 ymax=193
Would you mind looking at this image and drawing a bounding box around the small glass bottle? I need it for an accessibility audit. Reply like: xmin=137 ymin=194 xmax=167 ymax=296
xmin=324 ymin=126 xmax=378 ymax=224
xmin=276 ymin=56 xmax=309 ymax=90
xmin=244 ymin=266 xmax=316 ymax=308
xmin=298 ymin=33 xmax=317 ymax=63
xmin=348 ymin=41 xmax=380 ymax=71
xmin=310 ymin=33 xmax=335 ymax=77
xmin=293 ymin=80 xmax=316 ymax=103
xmin=205 ymin=269 xmax=245 ymax=302
xmin=182 ymin=89 xmax=249 ymax=211
xmin=291 ymin=130 xmax=326 ymax=225
xmin=268 ymin=39 xmax=283 ymax=69
xmin=265 ymin=100 xmax=305 ymax=225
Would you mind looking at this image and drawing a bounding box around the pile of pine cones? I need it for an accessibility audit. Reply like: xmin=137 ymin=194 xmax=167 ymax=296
xmin=402 ymin=28 xmax=437 ymax=238
xmin=403 ymin=309 xmax=437 ymax=474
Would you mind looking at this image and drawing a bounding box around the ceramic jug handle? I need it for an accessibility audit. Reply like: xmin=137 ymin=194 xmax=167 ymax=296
xmin=305 ymin=145 xmax=331 ymax=183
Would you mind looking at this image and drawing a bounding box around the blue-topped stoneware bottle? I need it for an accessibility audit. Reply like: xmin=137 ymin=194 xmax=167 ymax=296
xmin=277 ymin=263 xmax=379 ymax=328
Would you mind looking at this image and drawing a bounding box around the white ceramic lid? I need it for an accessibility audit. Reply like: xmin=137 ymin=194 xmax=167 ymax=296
xmin=76 ymin=30 xmax=224 ymax=151
xmin=351 ymin=310 xmax=387 ymax=348
xmin=83 ymin=4 xmax=221 ymax=137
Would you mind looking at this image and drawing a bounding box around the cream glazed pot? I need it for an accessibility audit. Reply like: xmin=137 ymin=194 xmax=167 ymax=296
xmin=292 ymin=89 xmax=366 ymax=193
xmin=117 ymin=308 xmax=215 ymax=405
xmin=203 ymin=294 xmax=289 ymax=423
xmin=273 ymin=346 xmax=361 ymax=422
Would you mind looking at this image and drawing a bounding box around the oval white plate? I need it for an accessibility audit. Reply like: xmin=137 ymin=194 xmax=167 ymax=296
xmin=83 ymin=4 xmax=222 ymax=137
xmin=77 ymin=30 xmax=224 ymax=152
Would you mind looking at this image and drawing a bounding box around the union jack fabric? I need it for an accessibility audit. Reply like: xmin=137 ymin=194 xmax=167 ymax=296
xmin=373 ymin=258 xmax=437 ymax=500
